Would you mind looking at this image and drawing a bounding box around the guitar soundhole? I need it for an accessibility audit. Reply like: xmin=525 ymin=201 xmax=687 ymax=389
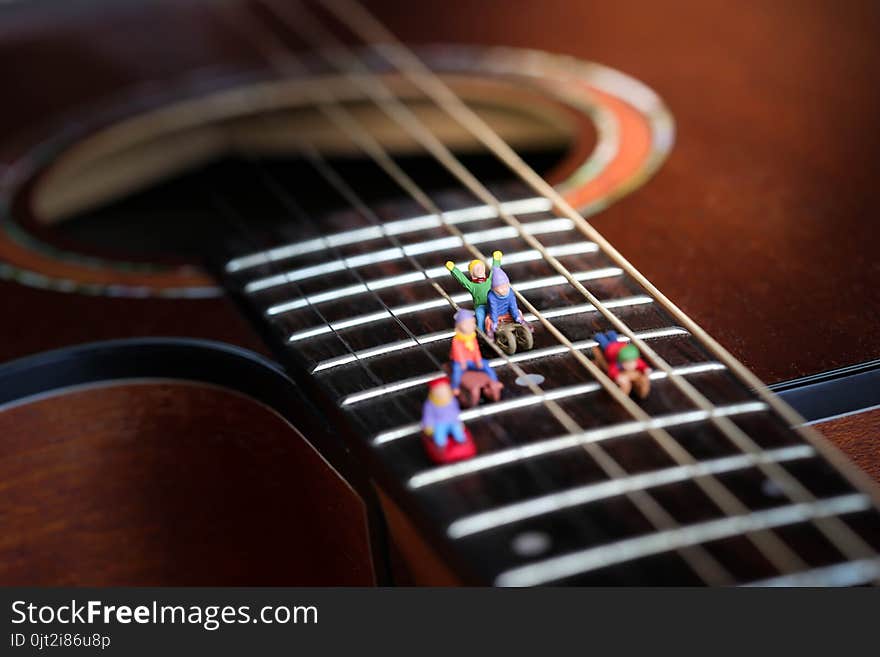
xmin=52 ymin=149 xmax=568 ymax=265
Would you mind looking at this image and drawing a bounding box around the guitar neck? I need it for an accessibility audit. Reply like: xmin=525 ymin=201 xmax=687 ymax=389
xmin=218 ymin=169 xmax=880 ymax=586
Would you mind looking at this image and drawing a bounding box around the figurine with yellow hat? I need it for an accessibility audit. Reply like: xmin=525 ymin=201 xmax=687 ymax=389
xmin=445 ymin=250 xmax=502 ymax=334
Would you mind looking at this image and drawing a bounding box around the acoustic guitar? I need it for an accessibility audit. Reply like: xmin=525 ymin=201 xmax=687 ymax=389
xmin=1 ymin=0 xmax=878 ymax=586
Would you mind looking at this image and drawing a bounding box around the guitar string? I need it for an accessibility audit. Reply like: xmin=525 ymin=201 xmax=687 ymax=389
xmin=290 ymin=147 xmax=745 ymax=584
xmin=214 ymin=6 xmax=590 ymax=437
xmin=211 ymin=154 xmax=473 ymax=457
xmin=244 ymin=144 xmax=618 ymax=509
xmin=217 ymin=4 xmax=586 ymax=433
xmin=210 ymin=75 xmax=592 ymax=512
xmin=203 ymin=135 xmax=455 ymax=434
xmin=237 ymin=1 xmax=821 ymax=580
xmin=246 ymin=147 xmax=446 ymax=376
xmin=305 ymin=0 xmax=878 ymax=564
xmin=272 ymin=148 xmax=709 ymax=575
xmin=207 ymin=168 xmax=385 ymax=392
xmin=235 ymin=0 xmax=796 ymax=570
xmin=213 ymin=1 xmax=665 ymax=563
xmin=208 ymin=13 xmax=492 ymax=429
xmin=317 ymin=0 xmax=880 ymax=563
xmin=225 ymin=4 xmax=735 ymax=585
xmin=221 ymin=2 xmax=738 ymax=584
xmin=258 ymin=0 xmax=817 ymax=575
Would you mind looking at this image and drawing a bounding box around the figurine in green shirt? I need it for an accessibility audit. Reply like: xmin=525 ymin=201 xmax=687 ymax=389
xmin=445 ymin=250 xmax=503 ymax=333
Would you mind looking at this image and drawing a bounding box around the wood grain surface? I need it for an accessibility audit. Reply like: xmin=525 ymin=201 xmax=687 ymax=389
xmin=814 ymin=408 xmax=880 ymax=485
xmin=0 ymin=381 xmax=375 ymax=585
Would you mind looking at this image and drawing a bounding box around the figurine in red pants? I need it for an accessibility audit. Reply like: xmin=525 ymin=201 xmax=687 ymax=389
xmin=593 ymin=330 xmax=652 ymax=398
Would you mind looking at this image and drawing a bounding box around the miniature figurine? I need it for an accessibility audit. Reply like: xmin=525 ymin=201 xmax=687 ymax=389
xmin=449 ymin=308 xmax=503 ymax=408
xmin=445 ymin=250 xmax=503 ymax=333
xmin=593 ymin=330 xmax=652 ymax=398
xmin=420 ymin=376 xmax=476 ymax=464
xmin=486 ymin=267 xmax=534 ymax=355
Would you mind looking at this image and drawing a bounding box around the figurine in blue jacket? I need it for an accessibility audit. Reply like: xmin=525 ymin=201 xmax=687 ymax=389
xmin=486 ymin=267 xmax=526 ymax=339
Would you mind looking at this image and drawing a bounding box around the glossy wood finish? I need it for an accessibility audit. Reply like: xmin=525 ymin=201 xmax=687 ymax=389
xmin=815 ymin=409 xmax=880 ymax=486
xmin=377 ymin=489 xmax=462 ymax=586
xmin=0 ymin=381 xmax=375 ymax=585
xmin=0 ymin=281 xmax=268 ymax=364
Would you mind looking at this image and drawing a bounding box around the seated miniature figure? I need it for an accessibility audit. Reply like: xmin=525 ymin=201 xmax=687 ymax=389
xmin=486 ymin=267 xmax=533 ymax=355
xmin=420 ymin=376 xmax=476 ymax=464
xmin=592 ymin=330 xmax=652 ymax=398
xmin=449 ymin=308 xmax=503 ymax=408
xmin=445 ymin=250 xmax=502 ymax=332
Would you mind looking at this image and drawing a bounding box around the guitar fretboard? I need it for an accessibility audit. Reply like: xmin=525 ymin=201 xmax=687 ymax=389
xmin=223 ymin=185 xmax=880 ymax=586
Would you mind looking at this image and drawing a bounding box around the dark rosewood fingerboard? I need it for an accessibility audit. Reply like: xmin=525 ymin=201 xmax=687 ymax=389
xmin=221 ymin=179 xmax=880 ymax=586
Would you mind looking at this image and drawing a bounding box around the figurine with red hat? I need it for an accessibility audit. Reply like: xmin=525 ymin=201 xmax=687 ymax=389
xmin=593 ymin=330 xmax=652 ymax=398
xmin=445 ymin=250 xmax=503 ymax=333
xmin=420 ymin=376 xmax=476 ymax=463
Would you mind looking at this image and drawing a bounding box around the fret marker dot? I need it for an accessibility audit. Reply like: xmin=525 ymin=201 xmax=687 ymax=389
xmin=512 ymin=531 xmax=551 ymax=557
xmin=515 ymin=374 xmax=545 ymax=387
xmin=762 ymin=479 xmax=784 ymax=498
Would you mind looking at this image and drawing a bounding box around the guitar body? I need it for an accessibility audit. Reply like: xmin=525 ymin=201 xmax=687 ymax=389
xmin=0 ymin=379 xmax=375 ymax=585
xmin=1 ymin=0 xmax=878 ymax=585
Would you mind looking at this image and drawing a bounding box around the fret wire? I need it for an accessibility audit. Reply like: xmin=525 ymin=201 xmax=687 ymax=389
xmin=493 ymin=494 xmax=871 ymax=586
xmin=742 ymin=558 xmax=880 ymax=587
xmin=215 ymin=24 xmax=478 ymax=402
xmin=234 ymin=2 xmax=778 ymax=586
xmin=290 ymin=145 xmax=452 ymax=366
xmin=226 ymin=196 xmax=554 ymax=273
xmin=247 ymin=149 xmax=453 ymax=387
xmin=210 ymin=168 xmax=447 ymax=469
xmin=269 ymin=156 xmax=746 ymax=583
xmin=318 ymin=0 xmax=880 ymax=567
xmin=287 ymin=146 xmax=637 ymax=464
xmin=407 ymin=402 xmax=770 ymax=489
xmin=253 ymin=124 xmax=658 ymax=567
xmin=263 ymin=242 xmax=605 ymax=312
xmin=278 ymin=145 xmax=623 ymax=488
xmin=244 ymin=217 xmax=576 ymax=293
xmin=286 ymin=292 xmax=647 ymax=343
xmin=447 ymin=445 xmax=816 ymax=539
xmin=372 ymin=362 xmax=728 ymax=445
xmin=324 ymin=321 xmax=676 ymax=376
xmin=340 ymin=329 xmax=686 ymax=406
xmin=237 ymin=154 xmax=463 ymax=439
xmin=221 ymin=3 xmax=589 ymax=445
xmin=258 ymin=0 xmax=868 ymax=584
xmin=273 ymin=0 xmax=819 ymax=577
xmin=211 ymin=173 xmax=388 ymax=393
